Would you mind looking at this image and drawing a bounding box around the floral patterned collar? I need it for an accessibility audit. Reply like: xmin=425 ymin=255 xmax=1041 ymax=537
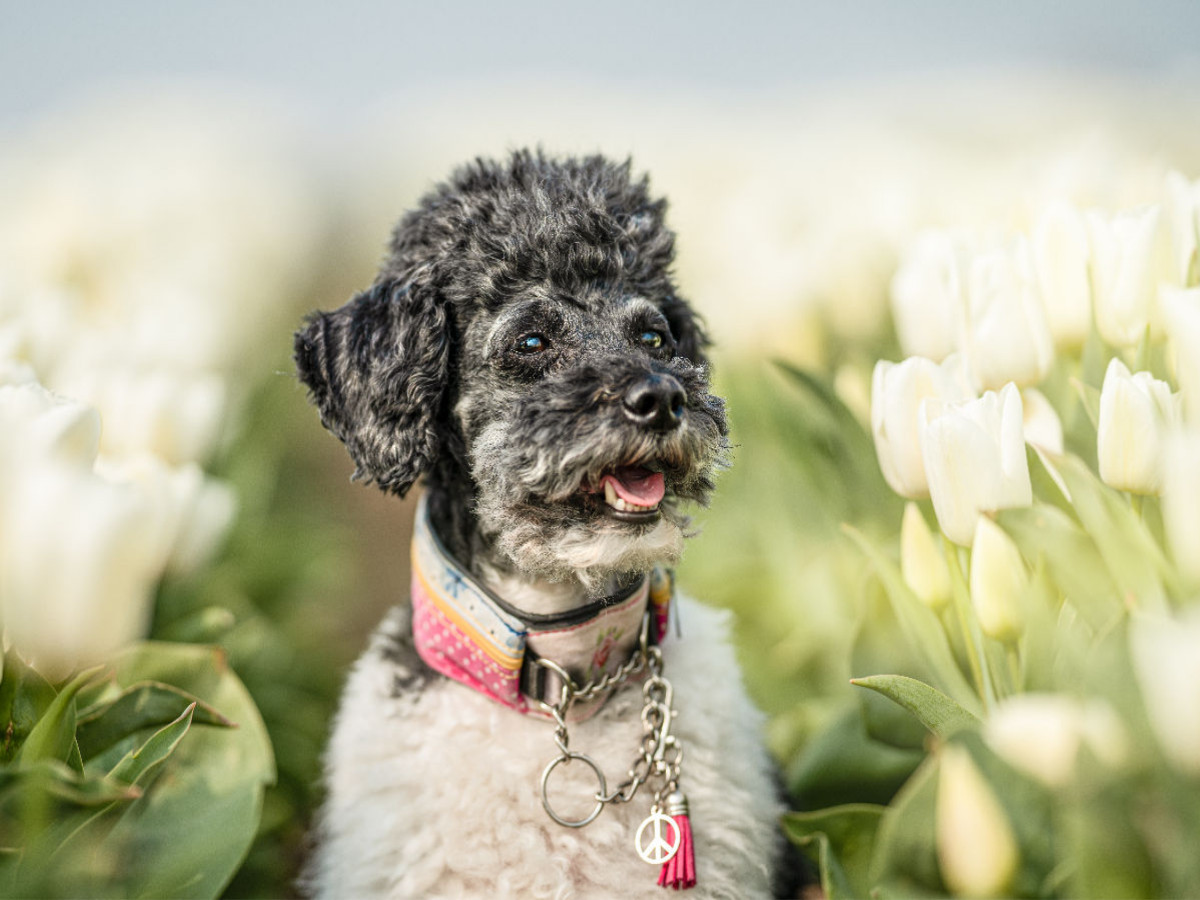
xmin=409 ymin=494 xmax=673 ymax=719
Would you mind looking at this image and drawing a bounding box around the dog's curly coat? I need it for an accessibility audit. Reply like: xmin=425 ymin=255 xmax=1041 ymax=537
xmin=295 ymin=151 xmax=795 ymax=898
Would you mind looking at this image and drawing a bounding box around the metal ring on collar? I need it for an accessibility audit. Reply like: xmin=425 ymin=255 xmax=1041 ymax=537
xmin=540 ymin=752 xmax=607 ymax=828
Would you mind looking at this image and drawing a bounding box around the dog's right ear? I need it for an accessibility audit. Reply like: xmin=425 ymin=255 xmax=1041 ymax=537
xmin=294 ymin=272 xmax=450 ymax=496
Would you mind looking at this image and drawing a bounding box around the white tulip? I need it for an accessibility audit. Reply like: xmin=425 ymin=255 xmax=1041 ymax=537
xmin=984 ymin=694 xmax=1128 ymax=788
xmin=1162 ymin=428 xmax=1200 ymax=583
xmin=1130 ymin=610 xmax=1200 ymax=775
xmin=936 ymin=744 xmax=1019 ymax=898
xmin=1164 ymin=171 xmax=1199 ymax=286
xmin=1160 ymin=286 xmax=1200 ymax=424
xmin=920 ymin=384 xmax=1032 ymax=546
xmin=890 ymin=230 xmax=973 ymax=362
xmin=1032 ymin=202 xmax=1092 ymax=347
xmin=1097 ymin=359 xmax=1179 ymax=494
xmin=969 ymin=517 xmax=1027 ymax=642
xmin=901 ymin=502 xmax=951 ymax=609
xmin=964 ymin=240 xmax=1055 ymax=391
xmin=97 ymin=454 xmax=238 ymax=575
xmin=0 ymin=381 xmax=101 ymax=468
xmin=1021 ymin=387 xmax=1064 ymax=455
xmin=1087 ymin=206 xmax=1173 ymax=347
xmin=1 ymin=457 xmax=169 ymax=682
xmin=872 ymin=355 xmax=973 ymax=499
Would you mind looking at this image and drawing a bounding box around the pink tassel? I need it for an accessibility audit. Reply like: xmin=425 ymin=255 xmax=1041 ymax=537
xmin=657 ymin=792 xmax=696 ymax=890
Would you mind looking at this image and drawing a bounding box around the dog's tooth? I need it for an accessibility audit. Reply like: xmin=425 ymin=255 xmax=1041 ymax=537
xmin=604 ymin=481 xmax=618 ymax=507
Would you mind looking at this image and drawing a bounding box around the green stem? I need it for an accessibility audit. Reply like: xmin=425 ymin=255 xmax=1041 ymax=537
xmin=943 ymin=538 xmax=995 ymax=713
xmin=1006 ymin=643 xmax=1022 ymax=694
xmin=1129 ymin=493 xmax=1144 ymax=521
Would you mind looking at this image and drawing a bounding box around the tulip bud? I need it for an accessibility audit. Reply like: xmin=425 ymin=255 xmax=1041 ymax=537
xmin=1160 ymin=286 xmax=1200 ymax=424
xmin=984 ymin=694 xmax=1127 ymax=788
xmin=1021 ymin=388 xmax=1064 ymax=455
xmin=919 ymin=384 xmax=1032 ymax=546
xmin=901 ymin=502 xmax=951 ymax=609
xmin=936 ymin=744 xmax=1019 ymax=898
xmin=872 ymin=355 xmax=972 ymax=499
xmin=1162 ymin=428 xmax=1200 ymax=583
xmin=890 ymin=230 xmax=973 ymax=362
xmin=964 ymin=240 xmax=1055 ymax=391
xmin=1130 ymin=609 xmax=1200 ymax=775
xmin=1032 ymin=202 xmax=1092 ymax=348
xmin=1087 ymin=206 xmax=1173 ymax=348
xmin=969 ymin=517 xmax=1026 ymax=642
xmin=1096 ymin=359 xmax=1180 ymax=495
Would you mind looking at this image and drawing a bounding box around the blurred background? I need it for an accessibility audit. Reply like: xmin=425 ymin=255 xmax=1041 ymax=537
xmin=3 ymin=2 xmax=1199 ymax=895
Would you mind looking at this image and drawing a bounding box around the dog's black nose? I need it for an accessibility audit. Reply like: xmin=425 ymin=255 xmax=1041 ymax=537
xmin=623 ymin=374 xmax=686 ymax=432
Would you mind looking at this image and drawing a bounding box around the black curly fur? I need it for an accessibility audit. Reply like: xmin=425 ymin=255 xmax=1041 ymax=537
xmin=295 ymin=150 xmax=725 ymax=583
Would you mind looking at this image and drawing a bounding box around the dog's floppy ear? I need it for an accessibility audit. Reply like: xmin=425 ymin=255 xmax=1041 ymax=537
xmin=294 ymin=271 xmax=450 ymax=496
xmin=661 ymin=294 xmax=711 ymax=368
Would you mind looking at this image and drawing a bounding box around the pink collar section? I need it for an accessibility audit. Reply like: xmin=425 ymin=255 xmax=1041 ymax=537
xmin=409 ymin=496 xmax=673 ymax=717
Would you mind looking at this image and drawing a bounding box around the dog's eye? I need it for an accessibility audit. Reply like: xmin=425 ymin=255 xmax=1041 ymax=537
xmin=516 ymin=334 xmax=549 ymax=354
xmin=638 ymin=330 xmax=665 ymax=350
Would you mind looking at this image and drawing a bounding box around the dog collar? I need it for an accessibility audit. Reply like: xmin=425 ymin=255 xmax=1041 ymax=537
xmin=410 ymin=494 xmax=673 ymax=718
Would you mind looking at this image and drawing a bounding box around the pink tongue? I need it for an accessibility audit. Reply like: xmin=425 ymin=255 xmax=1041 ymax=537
xmin=602 ymin=466 xmax=665 ymax=506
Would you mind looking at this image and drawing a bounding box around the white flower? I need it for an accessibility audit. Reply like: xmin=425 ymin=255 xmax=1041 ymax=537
xmin=1087 ymin=205 xmax=1173 ymax=347
xmin=1 ymin=458 xmax=169 ymax=682
xmin=969 ymin=517 xmax=1027 ymax=642
xmin=890 ymin=230 xmax=973 ymax=362
xmin=57 ymin=364 xmax=227 ymax=466
xmin=964 ymin=239 xmax=1055 ymax=391
xmin=1162 ymin=428 xmax=1200 ymax=583
xmin=1097 ymin=359 xmax=1179 ymax=494
xmin=1021 ymin=387 xmax=1064 ymax=455
xmin=936 ymin=744 xmax=1019 ymax=898
xmin=1130 ymin=609 xmax=1200 ymax=775
xmin=872 ymin=355 xmax=973 ymax=499
xmin=0 ymin=381 xmax=172 ymax=681
xmin=984 ymin=694 xmax=1128 ymax=787
xmin=0 ymin=381 xmax=101 ymax=467
xmin=920 ymin=384 xmax=1032 ymax=546
xmin=1164 ymin=171 xmax=1199 ymax=287
xmin=1160 ymin=286 xmax=1200 ymax=425
xmin=901 ymin=502 xmax=951 ymax=609
xmin=96 ymin=454 xmax=238 ymax=576
xmin=1032 ymin=202 xmax=1092 ymax=347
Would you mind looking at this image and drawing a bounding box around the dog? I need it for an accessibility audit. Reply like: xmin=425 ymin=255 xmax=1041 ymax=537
xmin=295 ymin=151 xmax=793 ymax=898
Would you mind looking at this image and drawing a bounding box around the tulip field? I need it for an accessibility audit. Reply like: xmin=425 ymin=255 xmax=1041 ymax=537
xmin=1 ymin=82 xmax=1199 ymax=897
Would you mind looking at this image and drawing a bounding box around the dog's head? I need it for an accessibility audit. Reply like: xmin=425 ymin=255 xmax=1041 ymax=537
xmin=295 ymin=151 xmax=729 ymax=585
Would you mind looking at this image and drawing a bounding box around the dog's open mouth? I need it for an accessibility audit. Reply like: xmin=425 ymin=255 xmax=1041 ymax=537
xmin=586 ymin=465 xmax=665 ymax=523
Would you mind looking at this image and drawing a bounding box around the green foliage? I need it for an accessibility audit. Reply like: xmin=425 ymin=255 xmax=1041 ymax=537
xmin=0 ymin=644 xmax=272 ymax=898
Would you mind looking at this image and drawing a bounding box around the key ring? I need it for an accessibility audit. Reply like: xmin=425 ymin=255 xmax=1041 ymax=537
xmin=540 ymin=751 xmax=607 ymax=828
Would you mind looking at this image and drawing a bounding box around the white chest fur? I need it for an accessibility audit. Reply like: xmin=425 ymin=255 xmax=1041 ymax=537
xmin=306 ymin=595 xmax=783 ymax=899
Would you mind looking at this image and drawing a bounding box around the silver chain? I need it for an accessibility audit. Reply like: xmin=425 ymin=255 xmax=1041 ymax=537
xmin=537 ymin=612 xmax=683 ymax=828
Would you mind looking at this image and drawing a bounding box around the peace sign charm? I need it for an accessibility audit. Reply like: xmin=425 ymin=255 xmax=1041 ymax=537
xmin=634 ymin=811 xmax=681 ymax=865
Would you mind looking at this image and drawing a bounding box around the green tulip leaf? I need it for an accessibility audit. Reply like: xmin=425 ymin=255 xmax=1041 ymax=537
xmin=106 ymin=703 xmax=195 ymax=788
xmin=869 ymin=756 xmax=944 ymax=894
xmin=16 ymin=667 xmax=104 ymax=769
xmin=998 ymin=504 xmax=1124 ymax=633
xmin=1051 ymin=453 xmax=1175 ymax=612
xmin=788 ymin=706 xmax=925 ymax=809
xmin=843 ymin=525 xmax=982 ymax=716
xmin=782 ymin=803 xmax=886 ymax=899
xmin=3 ymin=643 xmax=274 ymax=899
xmin=0 ymin=654 xmax=58 ymax=763
xmin=77 ymin=682 xmax=233 ymax=761
xmin=851 ymin=675 xmax=980 ymax=738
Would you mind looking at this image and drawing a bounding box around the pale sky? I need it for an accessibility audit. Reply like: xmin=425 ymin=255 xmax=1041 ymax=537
xmin=4 ymin=0 xmax=1199 ymax=130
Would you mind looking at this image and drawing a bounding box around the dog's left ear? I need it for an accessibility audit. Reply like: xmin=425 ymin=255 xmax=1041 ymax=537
xmin=294 ymin=270 xmax=450 ymax=496
xmin=661 ymin=294 xmax=711 ymax=368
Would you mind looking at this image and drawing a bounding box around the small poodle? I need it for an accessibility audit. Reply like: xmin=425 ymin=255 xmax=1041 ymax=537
xmin=295 ymin=151 xmax=793 ymax=898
